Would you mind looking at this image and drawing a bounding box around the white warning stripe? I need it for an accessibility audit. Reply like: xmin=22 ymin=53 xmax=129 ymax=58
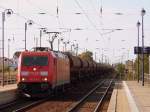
xmin=123 ymin=81 xmax=139 ymax=112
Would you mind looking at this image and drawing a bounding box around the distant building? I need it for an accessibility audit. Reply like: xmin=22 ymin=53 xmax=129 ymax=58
xmin=12 ymin=51 xmax=21 ymax=68
xmin=125 ymin=60 xmax=136 ymax=80
xmin=0 ymin=57 xmax=13 ymax=70
xmin=125 ymin=60 xmax=134 ymax=74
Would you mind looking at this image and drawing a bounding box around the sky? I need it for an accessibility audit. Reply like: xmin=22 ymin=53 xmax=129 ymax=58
xmin=0 ymin=0 xmax=150 ymax=64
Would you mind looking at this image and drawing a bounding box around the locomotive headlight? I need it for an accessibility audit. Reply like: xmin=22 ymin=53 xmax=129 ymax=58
xmin=44 ymin=78 xmax=47 ymax=81
xmin=33 ymin=67 xmax=36 ymax=71
xmin=22 ymin=78 xmax=26 ymax=81
xmin=40 ymin=71 xmax=48 ymax=76
xmin=21 ymin=71 xmax=29 ymax=76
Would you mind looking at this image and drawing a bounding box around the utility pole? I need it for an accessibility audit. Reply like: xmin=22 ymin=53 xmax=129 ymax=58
xmin=95 ymin=52 xmax=97 ymax=61
xmin=76 ymin=43 xmax=78 ymax=56
xmin=24 ymin=23 xmax=27 ymax=50
xmin=40 ymin=30 xmax=42 ymax=47
xmin=58 ymin=39 xmax=60 ymax=51
xmin=71 ymin=44 xmax=75 ymax=52
xmin=35 ymin=37 xmax=38 ymax=48
xmin=39 ymin=28 xmax=47 ymax=47
xmin=101 ymin=54 xmax=103 ymax=63
xmin=101 ymin=48 xmax=104 ymax=63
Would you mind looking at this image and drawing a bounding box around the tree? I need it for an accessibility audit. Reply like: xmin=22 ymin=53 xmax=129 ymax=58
xmin=78 ymin=51 xmax=93 ymax=61
xmin=134 ymin=54 xmax=149 ymax=77
xmin=115 ymin=63 xmax=125 ymax=79
xmin=115 ymin=63 xmax=125 ymax=74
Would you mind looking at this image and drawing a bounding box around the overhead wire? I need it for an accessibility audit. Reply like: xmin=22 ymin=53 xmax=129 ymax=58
xmin=25 ymin=0 xmax=66 ymax=32
xmin=25 ymin=0 xmax=46 ymax=12
xmin=73 ymin=0 xmax=103 ymax=38
xmin=0 ymin=4 xmax=46 ymax=29
xmin=87 ymin=0 xmax=103 ymax=27
xmin=14 ymin=13 xmax=46 ymax=28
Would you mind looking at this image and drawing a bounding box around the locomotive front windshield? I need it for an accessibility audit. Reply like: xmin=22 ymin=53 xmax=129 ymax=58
xmin=22 ymin=56 xmax=48 ymax=66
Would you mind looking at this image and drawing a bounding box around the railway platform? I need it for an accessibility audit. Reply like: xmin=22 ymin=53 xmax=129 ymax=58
xmin=0 ymin=84 xmax=17 ymax=105
xmin=107 ymin=81 xmax=150 ymax=112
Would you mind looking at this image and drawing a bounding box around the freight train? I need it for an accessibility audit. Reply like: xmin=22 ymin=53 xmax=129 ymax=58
xmin=17 ymin=47 xmax=113 ymax=97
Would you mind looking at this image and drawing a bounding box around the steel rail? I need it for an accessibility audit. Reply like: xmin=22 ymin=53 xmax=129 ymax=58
xmin=13 ymin=98 xmax=48 ymax=112
xmin=0 ymin=100 xmax=18 ymax=110
xmin=93 ymin=79 xmax=113 ymax=112
xmin=67 ymin=79 xmax=106 ymax=112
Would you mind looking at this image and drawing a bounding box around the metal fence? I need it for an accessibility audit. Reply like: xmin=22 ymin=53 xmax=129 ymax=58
xmin=0 ymin=72 xmax=16 ymax=86
xmin=144 ymin=73 xmax=150 ymax=84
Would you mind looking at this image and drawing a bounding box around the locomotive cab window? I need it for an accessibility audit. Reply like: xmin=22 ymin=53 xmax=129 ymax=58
xmin=22 ymin=56 xmax=48 ymax=66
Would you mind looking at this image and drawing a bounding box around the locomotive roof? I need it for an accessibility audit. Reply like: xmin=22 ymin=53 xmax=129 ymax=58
xmin=21 ymin=51 xmax=50 ymax=55
xmin=20 ymin=50 xmax=68 ymax=59
xmin=31 ymin=47 xmax=51 ymax=51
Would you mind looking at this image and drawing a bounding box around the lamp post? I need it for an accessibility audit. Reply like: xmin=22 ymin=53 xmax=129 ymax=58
xmin=96 ymin=48 xmax=101 ymax=62
xmin=141 ymin=8 xmax=146 ymax=86
xmin=71 ymin=43 xmax=75 ymax=52
xmin=57 ymin=37 xmax=64 ymax=51
xmin=69 ymin=41 xmax=75 ymax=52
xmin=57 ymin=38 xmax=61 ymax=51
xmin=137 ymin=21 xmax=141 ymax=83
xmin=75 ymin=43 xmax=79 ymax=56
xmin=39 ymin=28 xmax=47 ymax=47
xmin=95 ymin=52 xmax=97 ymax=61
xmin=72 ymin=40 xmax=78 ymax=56
xmin=101 ymin=48 xmax=104 ymax=63
xmin=1 ymin=9 xmax=13 ymax=86
xmin=63 ymin=42 xmax=67 ymax=52
xmin=24 ymin=20 xmax=34 ymax=50
xmin=58 ymin=38 xmax=63 ymax=51
xmin=8 ymin=39 xmax=11 ymax=82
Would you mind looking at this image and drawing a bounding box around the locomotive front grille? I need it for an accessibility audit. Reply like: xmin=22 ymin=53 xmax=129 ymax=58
xmin=18 ymin=82 xmax=51 ymax=94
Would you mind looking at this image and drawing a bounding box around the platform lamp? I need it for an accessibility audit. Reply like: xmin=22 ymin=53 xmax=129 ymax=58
xmin=1 ymin=9 xmax=13 ymax=86
xmin=141 ymin=8 xmax=146 ymax=86
xmin=58 ymin=37 xmax=64 ymax=51
xmin=24 ymin=20 xmax=34 ymax=50
xmin=137 ymin=21 xmax=141 ymax=83
xmin=71 ymin=43 xmax=75 ymax=52
xmin=39 ymin=28 xmax=47 ymax=47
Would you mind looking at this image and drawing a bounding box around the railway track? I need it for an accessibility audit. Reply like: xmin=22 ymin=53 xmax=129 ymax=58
xmin=14 ymin=79 xmax=104 ymax=112
xmin=0 ymin=78 xmax=114 ymax=112
xmin=14 ymin=98 xmax=49 ymax=112
xmin=0 ymin=98 xmax=48 ymax=112
xmin=0 ymin=100 xmax=18 ymax=111
xmin=66 ymin=79 xmax=114 ymax=112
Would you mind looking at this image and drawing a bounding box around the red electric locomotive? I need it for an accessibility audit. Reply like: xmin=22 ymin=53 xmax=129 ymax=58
xmin=17 ymin=48 xmax=70 ymax=97
xmin=17 ymin=47 xmax=114 ymax=97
